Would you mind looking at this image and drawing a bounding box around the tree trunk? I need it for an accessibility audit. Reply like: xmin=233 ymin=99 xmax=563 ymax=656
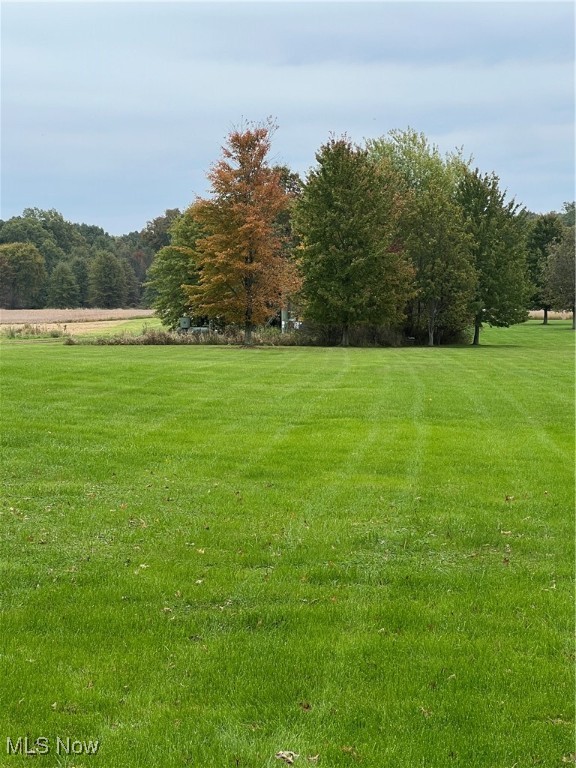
xmin=244 ymin=292 xmax=253 ymax=344
xmin=472 ymin=319 xmax=481 ymax=346
xmin=427 ymin=319 xmax=434 ymax=347
xmin=543 ymin=306 xmax=548 ymax=325
xmin=572 ymin=304 xmax=575 ymax=330
xmin=341 ymin=325 xmax=350 ymax=347
xmin=427 ymin=302 xmax=436 ymax=347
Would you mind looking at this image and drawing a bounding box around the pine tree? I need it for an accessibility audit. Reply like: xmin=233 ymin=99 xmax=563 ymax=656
xmin=88 ymin=251 xmax=127 ymax=308
xmin=46 ymin=262 xmax=80 ymax=308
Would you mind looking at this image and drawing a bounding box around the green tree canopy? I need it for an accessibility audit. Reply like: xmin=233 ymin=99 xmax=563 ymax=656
xmin=559 ymin=201 xmax=575 ymax=228
xmin=88 ymin=251 xmax=127 ymax=308
xmin=526 ymin=212 xmax=564 ymax=322
xmin=367 ymin=128 xmax=468 ymax=195
xmin=544 ymin=227 xmax=575 ymax=328
xmin=141 ymin=209 xmax=182 ymax=253
xmin=0 ymin=216 xmax=65 ymax=274
xmin=401 ymin=176 xmax=475 ymax=346
xmin=46 ymin=261 xmax=80 ymax=308
xmin=0 ymin=242 xmax=47 ymax=309
xmin=145 ymin=208 xmax=203 ymax=329
xmin=368 ymin=128 xmax=474 ymax=345
xmin=121 ymin=260 xmax=141 ymax=307
xmin=294 ymin=136 xmax=414 ymax=345
xmin=69 ymin=256 xmax=91 ymax=307
xmin=457 ymin=168 xmax=530 ymax=344
xmin=22 ymin=208 xmax=84 ymax=254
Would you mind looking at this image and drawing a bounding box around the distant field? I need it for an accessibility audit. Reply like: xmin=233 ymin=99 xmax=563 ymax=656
xmin=528 ymin=310 xmax=573 ymax=320
xmin=0 ymin=307 xmax=156 ymax=325
xmin=0 ymin=321 xmax=573 ymax=767
xmin=0 ymin=308 xmax=159 ymax=337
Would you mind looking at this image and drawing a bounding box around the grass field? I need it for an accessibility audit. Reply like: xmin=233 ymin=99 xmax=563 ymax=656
xmin=0 ymin=321 xmax=574 ymax=767
xmin=0 ymin=317 xmax=163 ymax=340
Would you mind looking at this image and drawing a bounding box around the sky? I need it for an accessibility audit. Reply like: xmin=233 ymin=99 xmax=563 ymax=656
xmin=1 ymin=1 xmax=574 ymax=236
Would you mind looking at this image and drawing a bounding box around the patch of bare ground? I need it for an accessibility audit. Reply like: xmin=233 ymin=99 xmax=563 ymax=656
xmin=0 ymin=308 xmax=156 ymax=325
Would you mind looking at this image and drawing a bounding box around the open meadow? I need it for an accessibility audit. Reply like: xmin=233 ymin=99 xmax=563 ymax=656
xmin=0 ymin=322 xmax=574 ymax=767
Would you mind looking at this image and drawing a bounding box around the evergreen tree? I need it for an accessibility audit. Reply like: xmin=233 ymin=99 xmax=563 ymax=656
xmin=69 ymin=256 xmax=91 ymax=307
xmin=46 ymin=261 xmax=80 ymax=308
xmin=88 ymin=251 xmax=127 ymax=308
xmin=121 ymin=259 xmax=141 ymax=307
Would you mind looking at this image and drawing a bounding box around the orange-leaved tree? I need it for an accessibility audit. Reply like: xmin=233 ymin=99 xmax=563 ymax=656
xmin=184 ymin=121 xmax=299 ymax=344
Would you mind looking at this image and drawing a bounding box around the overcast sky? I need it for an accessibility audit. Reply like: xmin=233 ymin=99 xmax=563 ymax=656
xmin=1 ymin=1 xmax=574 ymax=235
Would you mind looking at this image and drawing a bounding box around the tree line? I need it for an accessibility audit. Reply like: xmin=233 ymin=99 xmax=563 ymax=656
xmin=0 ymin=206 xmax=180 ymax=311
xmin=147 ymin=122 xmax=575 ymax=345
xmin=1 ymin=122 xmax=574 ymax=345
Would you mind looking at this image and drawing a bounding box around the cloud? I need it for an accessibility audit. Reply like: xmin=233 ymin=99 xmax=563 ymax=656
xmin=1 ymin=1 xmax=573 ymax=233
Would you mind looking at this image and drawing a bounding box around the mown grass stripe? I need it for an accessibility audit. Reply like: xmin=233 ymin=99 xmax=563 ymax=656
xmin=0 ymin=322 xmax=573 ymax=767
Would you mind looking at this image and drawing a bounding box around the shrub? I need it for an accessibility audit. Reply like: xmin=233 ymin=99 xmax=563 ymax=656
xmin=1 ymin=324 xmax=69 ymax=339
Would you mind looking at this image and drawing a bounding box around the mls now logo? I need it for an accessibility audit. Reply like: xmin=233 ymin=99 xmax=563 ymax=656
xmin=6 ymin=736 xmax=100 ymax=756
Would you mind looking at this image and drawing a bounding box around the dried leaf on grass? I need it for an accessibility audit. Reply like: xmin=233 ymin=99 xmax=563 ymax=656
xmin=275 ymin=751 xmax=299 ymax=764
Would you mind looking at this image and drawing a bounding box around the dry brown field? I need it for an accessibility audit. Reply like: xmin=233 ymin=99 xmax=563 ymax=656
xmin=0 ymin=307 xmax=571 ymax=335
xmin=528 ymin=310 xmax=573 ymax=320
xmin=0 ymin=308 xmax=156 ymax=333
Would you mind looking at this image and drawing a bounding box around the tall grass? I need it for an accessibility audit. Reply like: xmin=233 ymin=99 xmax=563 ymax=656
xmin=0 ymin=321 xmax=573 ymax=767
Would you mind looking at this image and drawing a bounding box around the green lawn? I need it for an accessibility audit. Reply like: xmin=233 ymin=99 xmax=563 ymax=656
xmin=74 ymin=317 xmax=164 ymax=336
xmin=0 ymin=321 xmax=573 ymax=767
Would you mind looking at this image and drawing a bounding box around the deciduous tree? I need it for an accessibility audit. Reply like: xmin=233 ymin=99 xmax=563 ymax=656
xmin=368 ymin=129 xmax=474 ymax=345
xmin=0 ymin=242 xmax=46 ymax=308
xmin=22 ymin=207 xmax=83 ymax=254
xmin=294 ymin=136 xmax=414 ymax=345
xmin=544 ymin=227 xmax=575 ymax=329
xmin=141 ymin=209 xmax=181 ymax=253
xmin=0 ymin=216 xmax=64 ymax=273
xmin=146 ymin=210 xmax=201 ymax=329
xmin=526 ymin=213 xmax=564 ymax=323
xmin=401 ymin=177 xmax=475 ymax=346
xmin=559 ymin=201 xmax=575 ymax=228
xmin=184 ymin=121 xmax=297 ymax=344
xmin=457 ymin=168 xmax=530 ymax=345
